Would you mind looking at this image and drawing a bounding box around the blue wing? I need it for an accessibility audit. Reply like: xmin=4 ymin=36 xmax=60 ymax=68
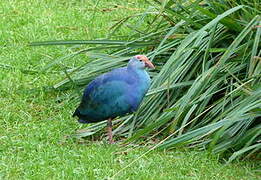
xmin=76 ymin=68 xmax=139 ymax=122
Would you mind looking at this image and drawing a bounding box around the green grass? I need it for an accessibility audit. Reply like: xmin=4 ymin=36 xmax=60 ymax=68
xmin=0 ymin=0 xmax=260 ymax=179
xmin=1 ymin=143 xmax=259 ymax=179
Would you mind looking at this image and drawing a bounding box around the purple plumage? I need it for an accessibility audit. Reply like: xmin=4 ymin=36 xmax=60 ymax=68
xmin=73 ymin=55 xmax=154 ymax=143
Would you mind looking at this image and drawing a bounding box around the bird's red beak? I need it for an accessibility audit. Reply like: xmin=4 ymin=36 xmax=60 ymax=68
xmin=145 ymin=60 xmax=155 ymax=69
xmin=136 ymin=55 xmax=155 ymax=69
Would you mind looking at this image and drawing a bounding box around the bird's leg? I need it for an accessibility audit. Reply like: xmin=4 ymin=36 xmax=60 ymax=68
xmin=107 ymin=118 xmax=114 ymax=144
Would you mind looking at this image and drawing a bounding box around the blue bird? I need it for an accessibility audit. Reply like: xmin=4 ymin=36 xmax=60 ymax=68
xmin=73 ymin=55 xmax=154 ymax=143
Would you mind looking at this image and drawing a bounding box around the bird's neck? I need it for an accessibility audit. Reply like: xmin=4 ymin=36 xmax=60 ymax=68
xmin=127 ymin=66 xmax=146 ymax=78
xmin=127 ymin=66 xmax=150 ymax=90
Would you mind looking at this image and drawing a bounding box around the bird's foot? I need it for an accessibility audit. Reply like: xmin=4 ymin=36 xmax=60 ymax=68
xmin=109 ymin=139 xmax=115 ymax=144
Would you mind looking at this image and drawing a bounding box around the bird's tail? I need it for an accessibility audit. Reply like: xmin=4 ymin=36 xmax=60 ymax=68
xmin=72 ymin=108 xmax=80 ymax=117
xmin=73 ymin=108 xmax=90 ymax=124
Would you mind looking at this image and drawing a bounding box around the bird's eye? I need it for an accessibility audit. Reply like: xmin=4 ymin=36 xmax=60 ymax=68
xmin=139 ymin=60 xmax=143 ymax=62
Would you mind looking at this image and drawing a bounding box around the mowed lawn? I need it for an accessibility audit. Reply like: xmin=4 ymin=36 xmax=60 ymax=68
xmin=0 ymin=0 xmax=260 ymax=179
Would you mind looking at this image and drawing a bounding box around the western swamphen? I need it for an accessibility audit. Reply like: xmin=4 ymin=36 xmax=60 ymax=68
xmin=73 ymin=55 xmax=154 ymax=143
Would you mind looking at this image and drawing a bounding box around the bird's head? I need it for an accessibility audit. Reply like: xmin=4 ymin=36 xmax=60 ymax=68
xmin=128 ymin=55 xmax=155 ymax=70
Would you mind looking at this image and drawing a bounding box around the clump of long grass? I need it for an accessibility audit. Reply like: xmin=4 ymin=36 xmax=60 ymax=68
xmin=31 ymin=0 xmax=261 ymax=161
